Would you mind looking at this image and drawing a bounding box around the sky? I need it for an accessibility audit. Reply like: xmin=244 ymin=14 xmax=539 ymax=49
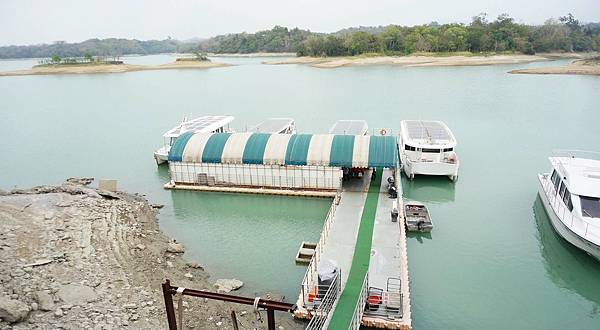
xmin=1 ymin=0 xmax=599 ymax=46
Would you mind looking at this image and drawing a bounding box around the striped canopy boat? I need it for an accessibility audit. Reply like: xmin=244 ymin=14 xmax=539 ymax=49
xmin=168 ymin=132 xmax=398 ymax=168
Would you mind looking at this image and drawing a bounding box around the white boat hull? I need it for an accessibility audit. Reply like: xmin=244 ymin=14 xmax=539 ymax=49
xmin=154 ymin=146 xmax=169 ymax=165
xmin=401 ymin=153 xmax=459 ymax=181
xmin=538 ymin=174 xmax=600 ymax=261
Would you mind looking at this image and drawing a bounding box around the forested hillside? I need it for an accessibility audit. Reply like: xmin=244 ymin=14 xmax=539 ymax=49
xmin=0 ymin=14 xmax=598 ymax=59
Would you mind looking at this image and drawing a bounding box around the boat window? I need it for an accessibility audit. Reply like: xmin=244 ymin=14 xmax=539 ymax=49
xmin=404 ymin=145 xmax=416 ymax=151
xmin=559 ymin=182 xmax=567 ymax=199
xmin=580 ymin=196 xmax=600 ymax=218
xmin=551 ymin=170 xmax=557 ymax=183
xmin=443 ymin=148 xmax=453 ymax=152
xmin=563 ymin=189 xmax=573 ymax=212
xmin=552 ymin=174 xmax=560 ymax=193
xmin=422 ymin=148 xmax=441 ymax=153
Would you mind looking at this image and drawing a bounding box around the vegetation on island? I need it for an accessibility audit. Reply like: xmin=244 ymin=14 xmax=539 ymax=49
xmin=35 ymin=54 xmax=123 ymax=67
xmin=296 ymin=14 xmax=600 ymax=56
xmin=0 ymin=13 xmax=598 ymax=60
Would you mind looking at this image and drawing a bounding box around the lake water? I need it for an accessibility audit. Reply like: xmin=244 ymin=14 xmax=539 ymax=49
xmin=1 ymin=55 xmax=600 ymax=329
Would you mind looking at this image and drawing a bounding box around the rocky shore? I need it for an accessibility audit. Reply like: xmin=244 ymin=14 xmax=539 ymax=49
xmin=0 ymin=180 xmax=300 ymax=329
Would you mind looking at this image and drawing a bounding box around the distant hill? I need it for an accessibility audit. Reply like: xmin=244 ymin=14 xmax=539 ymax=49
xmin=1 ymin=14 xmax=599 ymax=60
xmin=0 ymin=38 xmax=198 ymax=59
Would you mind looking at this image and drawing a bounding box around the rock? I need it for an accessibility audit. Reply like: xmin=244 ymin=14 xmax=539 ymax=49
xmin=150 ymin=204 xmax=164 ymax=209
xmin=166 ymin=261 xmax=174 ymax=268
xmin=166 ymin=242 xmax=185 ymax=254
xmin=35 ymin=290 xmax=55 ymax=311
xmin=184 ymin=273 xmax=193 ymax=279
xmin=135 ymin=244 xmax=146 ymax=251
xmin=0 ymin=189 xmax=8 ymax=196
xmin=213 ymin=279 xmax=243 ymax=293
xmin=123 ymin=303 xmax=137 ymax=309
xmin=186 ymin=261 xmax=203 ymax=269
xmin=57 ymin=284 xmax=98 ymax=304
xmin=96 ymin=190 xmax=120 ymax=200
xmin=30 ymin=302 xmax=38 ymax=311
xmin=66 ymin=177 xmax=94 ymax=186
xmin=54 ymin=308 xmax=63 ymax=317
xmin=0 ymin=296 xmax=30 ymax=323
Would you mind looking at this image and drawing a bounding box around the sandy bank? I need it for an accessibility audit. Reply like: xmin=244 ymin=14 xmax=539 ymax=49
xmin=0 ymin=180 xmax=301 ymax=329
xmin=209 ymin=52 xmax=295 ymax=57
xmin=509 ymin=58 xmax=600 ymax=76
xmin=0 ymin=61 xmax=230 ymax=77
xmin=263 ymin=54 xmax=585 ymax=68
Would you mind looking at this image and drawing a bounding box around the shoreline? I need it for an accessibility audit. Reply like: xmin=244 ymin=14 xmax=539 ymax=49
xmin=0 ymin=180 xmax=302 ymax=329
xmin=263 ymin=53 xmax=587 ymax=68
xmin=509 ymin=58 xmax=600 ymax=76
xmin=0 ymin=61 xmax=231 ymax=77
xmin=209 ymin=52 xmax=295 ymax=57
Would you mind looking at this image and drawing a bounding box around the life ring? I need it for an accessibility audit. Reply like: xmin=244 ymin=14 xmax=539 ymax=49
xmin=380 ymin=128 xmax=387 ymax=136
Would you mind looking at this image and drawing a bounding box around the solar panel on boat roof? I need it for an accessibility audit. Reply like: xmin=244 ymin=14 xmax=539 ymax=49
xmin=250 ymin=118 xmax=293 ymax=133
xmin=184 ymin=116 xmax=228 ymax=130
xmin=405 ymin=121 xmax=451 ymax=140
xmin=329 ymin=120 xmax=368 ymax=135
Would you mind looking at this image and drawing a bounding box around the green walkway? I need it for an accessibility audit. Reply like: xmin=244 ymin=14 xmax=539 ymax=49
xmin=327 ymin=169 xmax=382 ymax=329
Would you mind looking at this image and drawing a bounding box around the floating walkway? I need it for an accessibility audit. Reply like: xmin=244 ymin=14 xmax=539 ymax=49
xmin=296 ymin=169 xmax=411 ymax=329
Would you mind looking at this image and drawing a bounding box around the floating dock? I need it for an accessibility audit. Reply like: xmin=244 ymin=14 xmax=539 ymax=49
xmin=296 ymin=169 xmax=411 ymax=329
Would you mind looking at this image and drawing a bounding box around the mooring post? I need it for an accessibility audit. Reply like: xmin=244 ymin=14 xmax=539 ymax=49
xmin=162 ymin=279 xmax=178 ymax=330
xmin=267 ymin=308 xmax=275 ymax=330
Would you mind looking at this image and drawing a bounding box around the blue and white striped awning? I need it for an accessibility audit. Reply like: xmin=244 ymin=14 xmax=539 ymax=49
xmin=168 ymin=133 xmax=397 ymax=168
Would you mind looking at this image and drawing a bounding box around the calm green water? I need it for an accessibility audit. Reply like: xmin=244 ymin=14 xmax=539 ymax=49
xmin=1 ymin=55 xmax=600 ymax=329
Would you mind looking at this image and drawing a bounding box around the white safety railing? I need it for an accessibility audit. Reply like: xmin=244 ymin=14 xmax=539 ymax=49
xmin=552 ymin=149 xmax=600 ymax=162
xmin=300 ymin=194 xmax=340 ymax=306
xmin=541 ymin=174 xmax=600 ymax=243
xmin=305 ymin=272 xmax=341 ymax=330
xmin=349 ymin=273 xmax=369 ymax=330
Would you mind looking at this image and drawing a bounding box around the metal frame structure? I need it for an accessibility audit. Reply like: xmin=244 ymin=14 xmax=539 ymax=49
xmin=161 ymin=279 xmax=296 ymax=330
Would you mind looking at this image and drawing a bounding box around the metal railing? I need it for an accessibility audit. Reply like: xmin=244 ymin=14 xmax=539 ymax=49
xmin=305 ymin=272 xmax=341 ymax=330
xmin=349 ymin=273 xmax=369 ymax=330
xmin=301 ymin=195 xmax=340 ymax=306
xmin=541 ymin=174 xmax=600 ymax=242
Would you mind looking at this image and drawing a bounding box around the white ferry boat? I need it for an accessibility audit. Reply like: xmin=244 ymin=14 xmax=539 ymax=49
xmin=153 ymin=115 xmax=234 ymax=165
xmin=399 ymin=120 xmax=459 ymax=181
xmin=538 ymin=150 xmax=600 ymax=261
xmin=249 ymin=118 xmax=296 ymax=134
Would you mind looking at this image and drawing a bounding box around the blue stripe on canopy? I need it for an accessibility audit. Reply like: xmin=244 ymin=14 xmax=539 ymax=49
xmin=368 ymin=135 xmax=397 ymax=168
xmin=167 ymin=131 xmax=195 ymax=162
xmin=285 ymin=134 xmax=312 ymax=166
xmin=242 ymin=133 xmax=271 ymax=164
xmin=330 ymin=135 xmax=355 ymax=167
xmin=201 ymin=133 xmax=232 ymax=163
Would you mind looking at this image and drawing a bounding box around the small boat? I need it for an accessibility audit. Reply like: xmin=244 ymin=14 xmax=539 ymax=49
xmin=329 ymin=120 xmax=368 ymax=135
xmin=404 ymin=201 xmax=433 ymax=232
xmin=399 ymin=120 xmax=459 ymax=181
xmin=249 ymin=118 xmax=296 ymax=134
xmin=153 ymin=115 xmax=234 ymax=165
xmin=538 ymin=150 xmax=600 ymax=261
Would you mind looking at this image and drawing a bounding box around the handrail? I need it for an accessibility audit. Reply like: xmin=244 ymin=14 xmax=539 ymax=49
xmin=301 ymin=193 xmax=340 ymax=302
xmin=349 ymin=272 xmax=369 ymax=330
xmin=541 ymin=174 xmax=600 ymax=243
xmin=305 ymin=272 xmax=341 ymax=330
xmin=552 ymin=149 xmax=600 ymax=161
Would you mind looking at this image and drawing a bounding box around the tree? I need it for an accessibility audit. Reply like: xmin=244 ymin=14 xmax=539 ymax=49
xmin=84 ymin=53 xmax=93 ymax=62
xmin=442 ymin=25 xmax=469 ymax=51
xmin=380 ymin=26 xmax=405 ymax=53
xmin=51 ymin=54 xmax=61 ymax=64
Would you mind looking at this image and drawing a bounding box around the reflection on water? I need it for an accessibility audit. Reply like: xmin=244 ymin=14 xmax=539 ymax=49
xmin=533 ymin=196 xmax=600 ymax=304
xmin=401 ymin=175 xmax=456 ymax=203
xmin=407 ymin=231 xmax=433 ymax=244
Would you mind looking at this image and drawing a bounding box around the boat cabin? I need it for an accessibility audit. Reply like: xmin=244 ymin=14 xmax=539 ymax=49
xmin=162 ymin=115 xmax=234 ymax=147
xmin=549 ymin=155 xmax=600 ymax=220
xmin=399 ymin=120 xmax=457 ymax=163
